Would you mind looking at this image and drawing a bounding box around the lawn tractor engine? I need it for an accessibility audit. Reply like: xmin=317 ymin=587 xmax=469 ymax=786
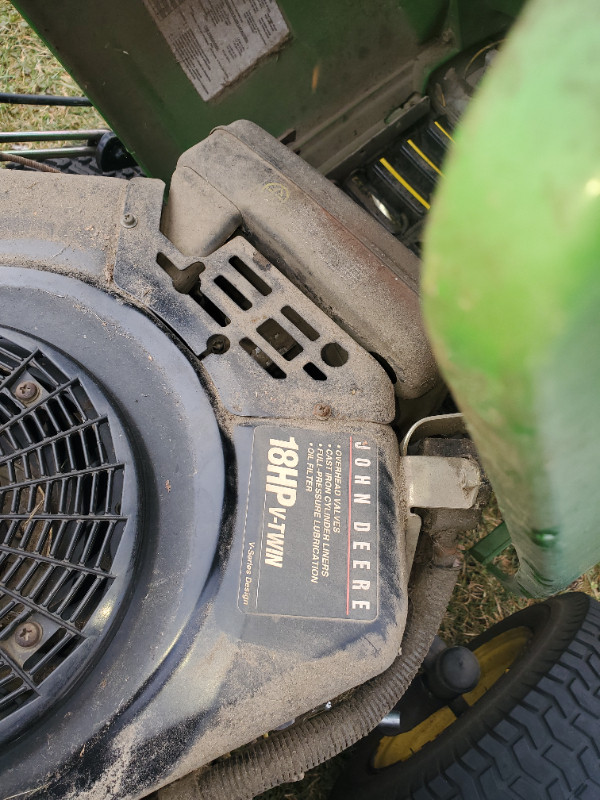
xmin=0 ymin=121 xmax=480 ymax=799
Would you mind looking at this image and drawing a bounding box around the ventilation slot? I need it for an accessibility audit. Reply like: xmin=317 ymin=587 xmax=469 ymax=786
xmin=256 ymin=319 xmax=303 ymax=362
xmin=0 ymin=338 xmax=29 ymax=376
xmin=281 ymin=306 xmax=319 ymax=341
xmin=214 ymin=275 xmax=252 ymax=310
xmin=24 ymin=628 xmax=78 ymax=685
xmin=0 ymin=659 xmax=34 ymax=719
xmin=240 ymin=338 xmax=286 ymax=379
xmin=156 ymin=252 xmax=203 ymax=293
xmin=190 ymin=285 xmax=231 ymax=327
xmin=303 ymin=363 xmax=327 ymax=381
xmin=230 ymin=256 xmax=272 ymax=296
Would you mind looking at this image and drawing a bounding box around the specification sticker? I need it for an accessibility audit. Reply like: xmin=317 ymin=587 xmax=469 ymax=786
xmin=239 ymin=428 xmax=379 ymax=621
xmin=143 ymin=0 xmax=289 ymax=100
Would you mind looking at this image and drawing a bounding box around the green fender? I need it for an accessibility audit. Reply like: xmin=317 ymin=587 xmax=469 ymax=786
xmin=423 ymin=0 xmax=600 ymax=595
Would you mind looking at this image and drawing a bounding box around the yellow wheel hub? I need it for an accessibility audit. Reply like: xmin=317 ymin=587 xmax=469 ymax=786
xmin=374 ymin=626 xmax=531 ymax=769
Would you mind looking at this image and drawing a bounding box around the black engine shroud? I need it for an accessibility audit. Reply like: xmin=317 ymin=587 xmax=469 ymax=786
xmin=0 ymin=123 xmax=433 ymax=799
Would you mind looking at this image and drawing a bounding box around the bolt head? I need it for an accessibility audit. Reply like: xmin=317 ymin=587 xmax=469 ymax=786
xmin=313 ymin=403 xmax=332 ymax=419
xmin=15 ymin=621 xmax=43 ymax=648
xmin=121 ymin=212 xmax=137 ymax=228
xmin=15 ymin=380 xmax=40 ymax=402
xmin=206 ymin=334 xmax=230 ymax=355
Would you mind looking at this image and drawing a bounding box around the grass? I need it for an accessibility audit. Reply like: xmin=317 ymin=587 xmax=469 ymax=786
xmin=2 ymin=4 xmax=600 ymax=798
xmin=0 ymin=0 xmax=104 ymax=149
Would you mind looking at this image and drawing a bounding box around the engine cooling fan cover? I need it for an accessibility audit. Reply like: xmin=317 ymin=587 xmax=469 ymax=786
xmin=0 ymin=266 xmax=225 ymax=791
xmin=0 ymin=326 xmax=137 ymax=742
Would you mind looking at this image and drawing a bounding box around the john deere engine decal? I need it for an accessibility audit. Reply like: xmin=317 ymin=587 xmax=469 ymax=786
xmin=239 ymin=427 xmax=378 ymax=620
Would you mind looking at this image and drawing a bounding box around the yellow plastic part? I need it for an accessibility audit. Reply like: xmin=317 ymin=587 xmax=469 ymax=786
xmin=463 ymin=627 xmax=531 ymax=706
xmin=374 ymin=706 xmax=457 ymax=768
xmin=378 ymin=157 xmax=431 ymax=209
xmin=374 ymin=626 xmax=531 ymax=768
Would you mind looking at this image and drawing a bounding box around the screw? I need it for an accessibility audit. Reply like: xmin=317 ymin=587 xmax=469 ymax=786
xmin=15 ymin=380 xmax=40 ymax=403
xmin=313 ymin=403 xmax=332 ymax=419
xmin=121 ymin=212 xmax=137 ymax=228
xmin=206 ymin=334 xmax=230 ymax=354
xmin=14 ymin=621 xmax=42 ymax=648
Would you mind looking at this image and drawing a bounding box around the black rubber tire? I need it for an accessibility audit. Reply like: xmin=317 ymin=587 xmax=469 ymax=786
xmin=332 ymin=592 xmax=600 ymax=800
xmin=6 ymin=155 xmax=142 ymax=179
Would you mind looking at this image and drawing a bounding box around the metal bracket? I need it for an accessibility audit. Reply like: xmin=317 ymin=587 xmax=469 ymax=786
xmin=400 ymin=413 xmax=483 ymax=569
xmin=401 ymin=412 xmax=466 ymax=456
xmin=402 ymin=454 xmax=482 ymax=568
xmin=469 ymin=522 xmax=530 ymax=596
xmin=403 ymin=456 xmax=481 ymax=510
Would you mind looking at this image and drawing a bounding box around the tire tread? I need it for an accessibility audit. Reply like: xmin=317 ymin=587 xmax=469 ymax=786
xmin=410 ymin=595 xmax=600 ymax=799
xmin=332 ymin=593 xmax=600 ymax=800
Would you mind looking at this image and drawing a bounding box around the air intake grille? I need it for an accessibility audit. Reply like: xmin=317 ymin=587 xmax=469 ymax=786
xmin=0 ymin=333 xmax=134 ymax=731
xmin=145 ymin=236 xmax=393 ymax=420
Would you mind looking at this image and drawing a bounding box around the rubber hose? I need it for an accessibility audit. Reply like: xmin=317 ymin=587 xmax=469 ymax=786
xmin=159 ymin=549 xmax=460 ymax=800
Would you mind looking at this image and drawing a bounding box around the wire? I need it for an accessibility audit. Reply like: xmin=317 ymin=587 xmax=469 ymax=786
xmin=0 ymin=152 xmax=61 ymax=173
xmin=463 ymin=40 xmax=504 ymax=78
xmin=0 ymin=92 xmax=92 ymax=107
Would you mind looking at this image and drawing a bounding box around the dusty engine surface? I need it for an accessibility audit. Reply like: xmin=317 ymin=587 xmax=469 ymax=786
xmin=0 ymin=122 xmax=439 ymax=799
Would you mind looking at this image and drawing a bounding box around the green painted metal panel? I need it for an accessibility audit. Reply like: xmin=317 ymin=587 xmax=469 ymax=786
xmin=11 ymin=0 xmax=445 ymax=180
xmin=399 ymin=0 xmax=449 ymax=43
xmin=423 ymin=0 xmax=600 ymax=595
xmin=445 ymin=0 xmax=517 ymax=49
xmin=11 ymin=1 xmax=517 ymax=181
